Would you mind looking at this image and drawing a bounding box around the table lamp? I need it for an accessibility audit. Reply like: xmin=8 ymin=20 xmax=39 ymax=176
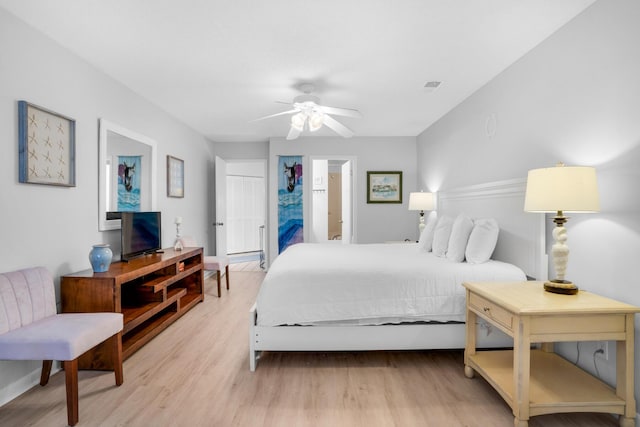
xmin=408 ymin=192 xmax=435 ymax=233
xmin=174 ymin=216 xmax=183 ymax=251
xmin=524 ymin=163 xmax=599 ymax=294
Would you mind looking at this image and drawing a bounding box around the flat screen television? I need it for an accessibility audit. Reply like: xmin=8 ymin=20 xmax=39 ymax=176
xmin=121 ymin=211 xmax=162 ymax=261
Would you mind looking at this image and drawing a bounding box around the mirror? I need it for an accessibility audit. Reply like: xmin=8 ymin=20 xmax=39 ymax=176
xmin=98 ymin=119 xmax=157 ymax=231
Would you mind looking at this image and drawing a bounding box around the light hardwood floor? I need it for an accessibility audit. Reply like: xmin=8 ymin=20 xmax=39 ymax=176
xmin=0 ymin=269 xmax=621 ymax=426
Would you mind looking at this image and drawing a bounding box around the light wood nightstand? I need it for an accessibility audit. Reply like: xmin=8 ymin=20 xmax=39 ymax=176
xmin=462 ymin=281 xmax=640 ymax=427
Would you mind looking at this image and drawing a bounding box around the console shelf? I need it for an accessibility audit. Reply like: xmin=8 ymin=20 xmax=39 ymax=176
xmin=62 ymin=247 xmax=204 ymax=370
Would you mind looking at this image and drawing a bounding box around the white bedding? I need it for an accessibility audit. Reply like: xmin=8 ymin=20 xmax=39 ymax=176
xmin=256 ymin=243 xmax=526 ymax=326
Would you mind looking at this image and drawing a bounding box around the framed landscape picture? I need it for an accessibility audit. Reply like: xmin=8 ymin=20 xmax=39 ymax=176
xmin=367 ymin=171 xmax=402 ymax=203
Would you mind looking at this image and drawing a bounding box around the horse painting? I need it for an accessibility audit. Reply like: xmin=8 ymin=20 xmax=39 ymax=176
xmin=283 ymin=162 xmax=297 ymax=193
xmin=119 ymin=161 xmax=136 ymax=192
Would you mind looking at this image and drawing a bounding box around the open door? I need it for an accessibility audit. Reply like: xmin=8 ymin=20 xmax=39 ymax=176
xmin=214 ymin=156 xmax=227 ymax=256
xmin=341 ymin=160 xmax=352 ymax=244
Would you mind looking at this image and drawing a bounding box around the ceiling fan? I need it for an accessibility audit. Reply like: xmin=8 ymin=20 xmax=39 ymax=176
xmin=254 ymin=84 xmax=362 ymax=140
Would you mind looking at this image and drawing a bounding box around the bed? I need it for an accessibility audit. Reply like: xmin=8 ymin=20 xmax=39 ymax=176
xmin=249 ymin=178 xmax=547 ymax=371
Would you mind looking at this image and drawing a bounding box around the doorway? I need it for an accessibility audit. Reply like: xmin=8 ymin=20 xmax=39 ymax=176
xmin=215 ymin=158 xmax=267 ymax=268
xmin=310 ymin=156 xmax=356 ymax=244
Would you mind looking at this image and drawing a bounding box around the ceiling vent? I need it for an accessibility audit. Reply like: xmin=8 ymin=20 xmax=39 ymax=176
xmin=423 ymin=81 xmax=442 ymax=92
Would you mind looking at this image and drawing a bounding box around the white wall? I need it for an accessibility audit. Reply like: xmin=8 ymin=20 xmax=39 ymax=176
xmin=417 ymin=0 xmax=640 ymax=403
xmin=268 ymin=136 xmax=418 ymax=264
xmin=0 ymin=8 xmax=213 ymax=405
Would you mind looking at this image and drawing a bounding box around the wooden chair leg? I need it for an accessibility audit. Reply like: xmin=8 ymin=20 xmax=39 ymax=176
xmin=112 ymin=332 xmax=124 ymax=386
xmin=64 ymin=359 xmax=79 ymax=426
xmin=216 ymin=270 xmax=221 ymax=297
xmin=225 ymin=265 xmax=230 ymax=290
xmin=40 ymin=360 xmax=53 ymax=386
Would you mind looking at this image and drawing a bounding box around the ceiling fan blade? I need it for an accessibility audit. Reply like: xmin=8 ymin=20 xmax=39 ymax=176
xmin=251 ymin=109 xmax=298 ymax=122
xmin=319 ymin=105 xmax=362 ymax=119
xmin=286 ymin=126 xmax=301 ymax=140
xmin=322 ymin=114 xmax=354 ymax=138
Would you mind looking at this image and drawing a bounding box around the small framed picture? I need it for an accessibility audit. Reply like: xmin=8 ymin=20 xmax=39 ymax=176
xmin=367 ymin=171 xmax=402 ymax=203
xmin=167 ymin=155 xmax=184 ymax=198
xmin=18 ymin=101 xmax=76 ymax=186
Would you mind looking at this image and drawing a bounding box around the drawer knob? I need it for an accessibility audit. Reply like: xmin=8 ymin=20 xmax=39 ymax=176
xmin=483 ymin=307 xmax=490 ymax=312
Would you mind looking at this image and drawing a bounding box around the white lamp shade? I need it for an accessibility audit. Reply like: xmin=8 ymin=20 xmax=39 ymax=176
xmin=308 ymin=112 xmax=324 ymax=132
xmin=408 ymin=192 xmax=434 ymax=211
xmin=291 ymin=113 xmax=306 ymax=131
xmin=524 ymin=164 xmax=600 ymax=213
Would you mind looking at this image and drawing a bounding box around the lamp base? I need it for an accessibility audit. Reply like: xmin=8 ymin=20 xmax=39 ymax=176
xmin=543 ymin=279 xmax=578 ymax=295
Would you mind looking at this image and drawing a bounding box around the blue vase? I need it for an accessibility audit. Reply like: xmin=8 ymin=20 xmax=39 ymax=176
xmin=89 ymin=244 xmax=113 ymax=273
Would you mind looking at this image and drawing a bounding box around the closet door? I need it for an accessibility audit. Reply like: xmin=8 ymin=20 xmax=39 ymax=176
xmin=227 ymin=175 xmax=264 ymax=253
xmin=227 ymin=175 xmax=244 ymax=254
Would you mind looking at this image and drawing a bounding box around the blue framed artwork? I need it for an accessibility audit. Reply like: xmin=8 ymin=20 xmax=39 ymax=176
xmin=117 ymin=155 xmax=142 ymax=211
xmin=18 ymin=101 xmax=76 ymax=186
xmin=278 ymin=155 xmax=303 ymax=253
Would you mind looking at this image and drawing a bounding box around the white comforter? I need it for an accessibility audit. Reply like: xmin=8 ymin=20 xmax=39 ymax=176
xmin=256 ymin=243 xmax=526 ymax=326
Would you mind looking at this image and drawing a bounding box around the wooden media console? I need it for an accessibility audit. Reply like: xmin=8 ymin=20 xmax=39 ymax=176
xmin=62 ymin=247 xmax=204 ymax=370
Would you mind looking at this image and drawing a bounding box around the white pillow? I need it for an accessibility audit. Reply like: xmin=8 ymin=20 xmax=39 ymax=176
xmin=417 ymin=215 xmax=438 ymax=252
xmin=431 ymin=216 xmax=454 ymax=257
xmin=446 ymin=214 xmax=474 ymax=262
xmin=465 ymin=218 xmax=500 ymax=264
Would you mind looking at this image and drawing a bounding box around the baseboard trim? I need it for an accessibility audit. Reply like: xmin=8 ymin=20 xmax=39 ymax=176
xmin=0 ymin=362 xmax=61 ymax=407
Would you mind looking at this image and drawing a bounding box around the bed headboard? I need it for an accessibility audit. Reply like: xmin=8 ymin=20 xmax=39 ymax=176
xmin=437 ymin=178 xmax=547 ymax=281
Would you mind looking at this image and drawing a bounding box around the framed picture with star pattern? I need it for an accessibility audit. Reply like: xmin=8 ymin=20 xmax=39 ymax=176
xmin=18 ymin=100 xmax=76 ymax=186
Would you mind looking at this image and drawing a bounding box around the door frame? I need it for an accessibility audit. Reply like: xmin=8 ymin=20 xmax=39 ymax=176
xmin=309 ymin=155 xmax=357 ymax=244
xmin=216 ymin=158 xmax=268 ymax=259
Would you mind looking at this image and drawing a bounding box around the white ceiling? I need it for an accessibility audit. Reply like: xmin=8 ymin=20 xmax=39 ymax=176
xmin=0 ymin=0 xmax=596 ymax=143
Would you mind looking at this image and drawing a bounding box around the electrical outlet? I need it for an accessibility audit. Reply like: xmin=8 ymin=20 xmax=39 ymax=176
xmin=595 ymin=341 xmax=609 ymax=360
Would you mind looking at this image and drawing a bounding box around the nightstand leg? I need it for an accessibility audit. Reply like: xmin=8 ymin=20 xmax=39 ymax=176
xmin=617 ymin=314 xmax=636 ymax=427
xmin=464 ymin=290 xmax=477 ymax=379
xmin=513 ymin=317 xmax=531 ymax=426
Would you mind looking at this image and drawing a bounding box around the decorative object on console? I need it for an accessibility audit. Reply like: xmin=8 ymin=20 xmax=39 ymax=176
xmin=18 ymin=101 xmax=76 ymax=187
xmin=408 ymin=191 xmax=434 ymax=233
xmin=174 ymin=216 xmax=183 ymax=251
xmin=367 ymin=171 xmax=402 ymax=204
xmin=89 ymin=244 xmax=113 ymax=273
xmin=167 ymin=155 xmax=184 ymax=198
xmin=524 ymin=162 xmax=599 ymax=294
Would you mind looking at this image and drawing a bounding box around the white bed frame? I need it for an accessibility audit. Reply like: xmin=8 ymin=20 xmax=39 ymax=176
xmin=249 ymin=178 xmax=547 ymax=371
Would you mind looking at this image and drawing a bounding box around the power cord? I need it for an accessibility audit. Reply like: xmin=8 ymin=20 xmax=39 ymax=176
xmin=576 ymin=342 xmax=604 ymax=379
xmin=593 ymin=348 xmax=604 ymax=378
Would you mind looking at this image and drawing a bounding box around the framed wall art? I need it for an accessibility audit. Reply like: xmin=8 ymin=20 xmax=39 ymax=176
xmin=167 ymin=155 xmax=184 ymax=198
xmin=278 ymin=155 xmax=303 ymax=253
xmin=366 ymin=171 xmax=402 ymax=203
xmin=18 ymin=100 xmax=76 ymax=186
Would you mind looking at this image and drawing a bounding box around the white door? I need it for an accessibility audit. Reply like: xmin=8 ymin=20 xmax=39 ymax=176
xmin=226 ymin=175 xmax=265 ymax=253
xmin=214 ymin=156 xmax=227 ymax=256
xmin=341 ymin=160 xmax=352 ymax=244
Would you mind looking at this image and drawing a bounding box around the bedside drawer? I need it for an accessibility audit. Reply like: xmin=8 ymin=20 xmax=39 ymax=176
xmin=469 ymin=292 xmax=514 ymax=332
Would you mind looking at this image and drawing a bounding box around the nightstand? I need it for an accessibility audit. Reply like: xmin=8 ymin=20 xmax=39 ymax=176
xmin=462 ymin=281 xmax=640 ymax=427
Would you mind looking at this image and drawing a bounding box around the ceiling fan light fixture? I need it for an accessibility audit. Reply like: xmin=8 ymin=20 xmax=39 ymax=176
xmin=308 ymin=111 xmax=324 ymax=132
xmin=291 ymin=112 xmax=306 ymax=131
